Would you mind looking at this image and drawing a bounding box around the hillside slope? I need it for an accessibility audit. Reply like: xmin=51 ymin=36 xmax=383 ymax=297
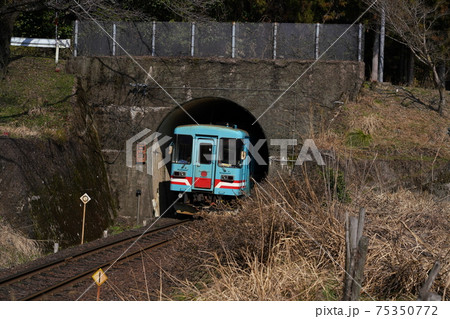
xmin=0 ymin=57 xmax=74 ymax=139
xmin=1 ymin=57 xmax=115 ymax=260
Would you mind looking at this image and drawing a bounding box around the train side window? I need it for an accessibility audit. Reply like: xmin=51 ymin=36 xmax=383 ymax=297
xmin=173 ymin=134 xmax=192 ymax=164
xmin=199 ymin=143 xmax=212 ymax=164
xmin=219 ymin=138 xmax=243 ymax=167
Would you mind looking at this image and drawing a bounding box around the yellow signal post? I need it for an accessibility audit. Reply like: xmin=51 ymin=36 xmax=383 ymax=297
xmin=92 ymin=268 xmax=108 ymax=301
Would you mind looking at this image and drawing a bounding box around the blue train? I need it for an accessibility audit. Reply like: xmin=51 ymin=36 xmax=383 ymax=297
xmin=170 ymin=124 xmax=252 ymax=207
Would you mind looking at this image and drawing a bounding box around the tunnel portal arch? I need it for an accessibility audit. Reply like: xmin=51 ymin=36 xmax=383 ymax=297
xmin=157 ymin=97 xmax=269 ymax=181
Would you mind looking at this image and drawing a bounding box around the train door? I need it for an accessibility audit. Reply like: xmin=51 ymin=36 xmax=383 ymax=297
xmin=192 ymin=138 xmax=216 ymax=191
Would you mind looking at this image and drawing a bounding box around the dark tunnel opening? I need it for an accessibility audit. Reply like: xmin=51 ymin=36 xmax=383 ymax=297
xmin=157 ymin=97 xmax=269 ymax=182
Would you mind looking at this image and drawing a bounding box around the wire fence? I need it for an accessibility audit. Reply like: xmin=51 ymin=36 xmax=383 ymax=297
xmin=74 ymin=21 xmax=364 ymax=61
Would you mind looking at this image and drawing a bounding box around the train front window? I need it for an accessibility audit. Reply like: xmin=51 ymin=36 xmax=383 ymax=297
xmin=173 ymin=134 xmax=192 ymax=164
xmin=219 ymin=138 xmax=243 ymax=167
xmin=199 ymin=143 xmax=212 ymax=164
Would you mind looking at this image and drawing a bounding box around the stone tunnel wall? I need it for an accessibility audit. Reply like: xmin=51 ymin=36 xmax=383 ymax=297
xmin=67 ymin=56 xmax=364 ymax=219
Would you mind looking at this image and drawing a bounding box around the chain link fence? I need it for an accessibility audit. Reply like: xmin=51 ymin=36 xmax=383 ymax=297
xmin=74 ymin=21 xmax=364 ymax=61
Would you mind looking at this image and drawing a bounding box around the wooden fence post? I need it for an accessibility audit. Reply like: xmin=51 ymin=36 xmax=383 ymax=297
xmin=343 ymin=208 xmax=369 ymax=301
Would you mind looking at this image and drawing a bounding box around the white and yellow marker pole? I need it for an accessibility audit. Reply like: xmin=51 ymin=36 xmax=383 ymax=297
xmin=80 ymin=193 xmax=91 ymax=244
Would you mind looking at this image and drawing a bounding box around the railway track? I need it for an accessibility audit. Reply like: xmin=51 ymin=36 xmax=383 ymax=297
xmin=0 ymin=219 xmax=189 ymax=301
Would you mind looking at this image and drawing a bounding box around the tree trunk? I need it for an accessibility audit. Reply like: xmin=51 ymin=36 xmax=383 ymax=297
xmin=400 ymin=46 xmax=407 ymax=84
xmin=432 ymin=64 xmax=446 ymax=115
xmin=378 ymin=6 xmax=385 ymax=83
xmin=437 ymin=84 xmax=445 ymax=115
xmin=407 ymin=49 xmax=415 ymax=86
xmin=0 ymin=12 xmax=19 ymax=78
xmin=370 ymin=30 xmax=379 ymax=82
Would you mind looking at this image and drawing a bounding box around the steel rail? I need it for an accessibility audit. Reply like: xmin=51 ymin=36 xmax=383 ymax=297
xmin=0 ymin=220 xmax=189 ymax=292
xmin=23 ymin=238 xmax=171 ymax=301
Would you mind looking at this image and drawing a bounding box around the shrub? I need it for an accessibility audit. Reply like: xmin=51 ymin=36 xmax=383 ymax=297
xmin=346 ymin=130 xmax=372 ymax=148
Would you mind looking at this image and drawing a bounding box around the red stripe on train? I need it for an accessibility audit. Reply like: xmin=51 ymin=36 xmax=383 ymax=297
xmin=170 ymin=176 xmax=192 ymax=186
xmin=214 ymin=179 xmax=245 ymax=189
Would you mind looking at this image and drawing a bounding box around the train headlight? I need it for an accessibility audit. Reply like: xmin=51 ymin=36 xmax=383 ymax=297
xmin=220 ymin=175 xmax=234 ymax=182
xmin=173 ymin=171 xmax=186 ymax=177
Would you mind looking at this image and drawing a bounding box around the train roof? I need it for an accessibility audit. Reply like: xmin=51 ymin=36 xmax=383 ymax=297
xmin=174 ymin=124 xmax=249 ymax=138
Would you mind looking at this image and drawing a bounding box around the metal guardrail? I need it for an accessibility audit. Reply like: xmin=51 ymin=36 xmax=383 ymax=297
xmin=11 ymin=37 xmax=71 ymax=49
xmin=10 ymin=37 xmax=71 ymax=63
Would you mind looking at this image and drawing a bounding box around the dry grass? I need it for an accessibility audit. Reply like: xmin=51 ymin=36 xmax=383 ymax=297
xmin=0 ymin=218 xmax=43 ymax=269
xmin=177 ymin=238 xmax=338 ymax=301
xmin=363 ymin=189 xmax=449 ymax=300
xmin=170 ymin=167 xmax=449 ymax=301
xmin=351 ymin=86 xmax=448 ymax=154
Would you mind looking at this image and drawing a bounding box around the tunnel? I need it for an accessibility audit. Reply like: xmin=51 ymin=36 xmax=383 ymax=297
xmin=156 ymin=97 xmax=269 ymax=182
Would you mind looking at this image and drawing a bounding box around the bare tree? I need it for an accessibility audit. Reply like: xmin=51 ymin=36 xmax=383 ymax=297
xmin=366 ymin=0 xmax=449 ymax=114
xmin=0 ymin=1 xmax=44 ymax=77
xmin=160 ymin=0 xmax=223 ymax=21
